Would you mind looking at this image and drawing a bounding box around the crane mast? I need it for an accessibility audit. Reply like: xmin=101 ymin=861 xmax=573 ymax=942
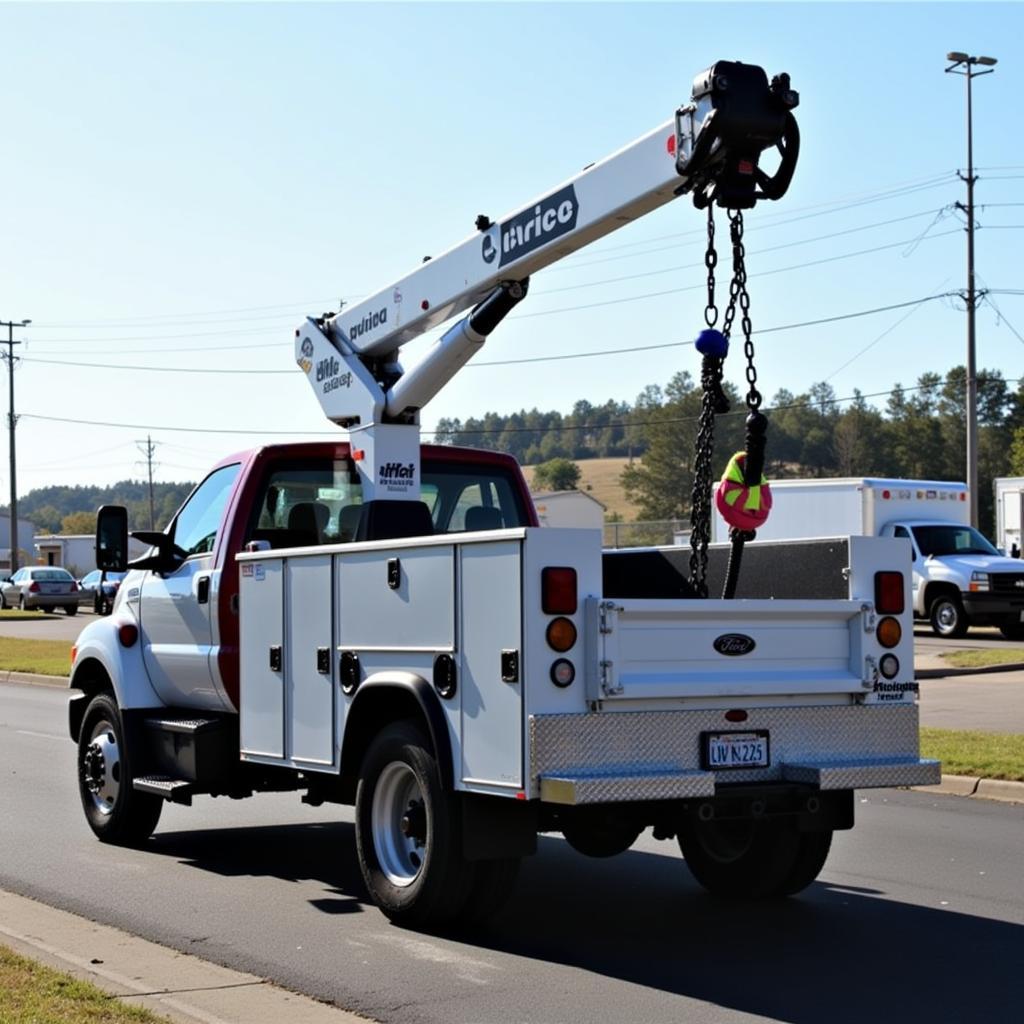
xmin=294 ymin=60 xmax=799 ymax=515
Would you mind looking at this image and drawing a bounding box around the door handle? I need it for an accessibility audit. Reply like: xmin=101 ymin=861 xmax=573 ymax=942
xmin=197 ymin=576 xmax=210 ymax=604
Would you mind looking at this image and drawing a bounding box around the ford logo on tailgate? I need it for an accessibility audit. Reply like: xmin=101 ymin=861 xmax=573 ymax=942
xmin=713 ymin=633 xmax=756 ymax=656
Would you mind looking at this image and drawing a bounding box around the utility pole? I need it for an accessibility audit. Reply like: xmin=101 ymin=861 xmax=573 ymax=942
xmin=1 ymin=318 xmax=30 ymax=573
xmin=136 ymin=434 xmax=159 ymax=530
xmin=946 ymin=51 xmax=997 ymax=529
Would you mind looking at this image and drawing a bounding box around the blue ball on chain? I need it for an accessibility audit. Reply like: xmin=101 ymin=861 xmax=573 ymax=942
xmin=695 ymin=328 xmax=728 ymax=359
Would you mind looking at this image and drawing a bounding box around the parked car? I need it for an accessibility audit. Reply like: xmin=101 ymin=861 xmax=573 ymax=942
xmin=76 ymin=569 xmax=127 ymax=615
xmin=0 ymin=566 xmax=78 ymax=614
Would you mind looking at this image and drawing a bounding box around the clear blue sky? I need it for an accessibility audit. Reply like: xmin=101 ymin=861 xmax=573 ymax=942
xmin=2 ymin=1 xmax=1022 ymax=492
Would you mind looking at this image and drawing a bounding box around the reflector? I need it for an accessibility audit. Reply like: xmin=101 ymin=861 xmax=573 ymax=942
xmin=542 ymin=567 xmax=577 ymax=615
xmin=875 ymin=571 xmax=905 ymax=614
xmin=877 ymin=616 xmax=902 ymax=649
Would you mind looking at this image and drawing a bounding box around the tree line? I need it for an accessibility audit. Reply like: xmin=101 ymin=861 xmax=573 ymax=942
xmin=439 ymin=365 xmax=1023 ymax=536
xmin=6 ymin=481 xmax=197 ymax=535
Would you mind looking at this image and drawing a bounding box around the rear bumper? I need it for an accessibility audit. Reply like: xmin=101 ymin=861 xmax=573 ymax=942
xmin=530 ymin=705 xmax=940 ymax=804
xmin=23 ymin=593 xmax=77 ymax=609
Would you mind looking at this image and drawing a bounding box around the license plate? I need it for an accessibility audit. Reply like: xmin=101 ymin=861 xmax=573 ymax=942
xmin=702 ymin=730 xmax=770 ymax=770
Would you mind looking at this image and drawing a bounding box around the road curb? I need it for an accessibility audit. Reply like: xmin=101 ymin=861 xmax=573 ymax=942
xmin=916 ymin=661 xmax=1024 ymax=679
xmin=0 ymin=670 xmax=69 ymax=688
xmin=0 ymin=889 xmax=369 ymax=1024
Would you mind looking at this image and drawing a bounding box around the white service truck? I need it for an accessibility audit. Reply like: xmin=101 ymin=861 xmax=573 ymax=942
xmin=70 ymin=63 xmax=938 ymax=928
xmin=994 ymin=476 xmax=1024 ymax=560
xmin=713 ymin=476 xmax=1024 ymax=639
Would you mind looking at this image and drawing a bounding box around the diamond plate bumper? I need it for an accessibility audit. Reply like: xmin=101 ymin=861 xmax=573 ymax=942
xmin=529 ymin=704 xmax=934 ymax=802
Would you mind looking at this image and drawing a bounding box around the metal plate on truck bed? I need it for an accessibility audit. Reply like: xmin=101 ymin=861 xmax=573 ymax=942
xmin=701 ymin=730 xmax=770 ymax=770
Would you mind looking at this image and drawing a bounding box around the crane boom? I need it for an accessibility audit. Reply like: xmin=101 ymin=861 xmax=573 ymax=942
xmin=294 ymin=60 xmax=799 ymax=509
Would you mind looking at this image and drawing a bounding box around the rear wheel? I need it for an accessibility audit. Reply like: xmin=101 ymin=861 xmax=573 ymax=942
xmin=679 ymin=816 xmax=831 ymax=898
xmin=929 ymin=593 xmax=968 ymax=638
xmin=65 ymin=605 xmax=78 ymax=616
xmin=355 ymin=721 xmax=475 ymax=927
xmin=77 ymin=692 xmax=162 ymax=844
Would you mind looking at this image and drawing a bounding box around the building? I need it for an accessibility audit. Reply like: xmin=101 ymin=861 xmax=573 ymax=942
xmin=33 ymin=533 xmax=148 ymax=577
xmin=0 ymin=513 xmax=44 ymax=574
xmin=531 ymin=489 xmax=606 ymax=530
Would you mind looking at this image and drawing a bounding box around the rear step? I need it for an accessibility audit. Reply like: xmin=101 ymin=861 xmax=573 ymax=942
xmin=133 ymin=775 xmax=196 ymax=805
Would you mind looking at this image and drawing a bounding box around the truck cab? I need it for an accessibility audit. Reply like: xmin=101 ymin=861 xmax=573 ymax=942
xmin=880 ymin=519 xmax=1024 ymax=639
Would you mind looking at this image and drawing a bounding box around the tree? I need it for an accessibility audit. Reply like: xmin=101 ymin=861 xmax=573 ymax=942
xmin=532 ymin=458 xmax=581 ymax=491
xmin=61 ymin=511 xmax=97 ymax=535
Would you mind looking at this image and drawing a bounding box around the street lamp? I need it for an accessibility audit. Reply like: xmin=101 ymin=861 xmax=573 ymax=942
xmin=945 ymin=52 xmax=997 ymax=529
xmin=1 ymin=317 xmax=30 ymax=573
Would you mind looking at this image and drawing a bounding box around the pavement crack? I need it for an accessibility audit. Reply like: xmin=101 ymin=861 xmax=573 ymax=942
xmin=114 ymin=980 xmax=268 ymax=998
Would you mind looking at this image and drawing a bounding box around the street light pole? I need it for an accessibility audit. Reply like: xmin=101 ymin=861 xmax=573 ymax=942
xmin=0 ymin=318 xmax=30 ymax=573
xmin=946 ymin=51 xmax=997 ymax=529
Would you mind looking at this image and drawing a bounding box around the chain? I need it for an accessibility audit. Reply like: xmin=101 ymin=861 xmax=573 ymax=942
xmin=689 ymin=207 xmax=724 ymax=598
xmin=703 ymin=206 xmax=718 ymax=328
xmin=725 ymin=210 xmax=762 ymax=413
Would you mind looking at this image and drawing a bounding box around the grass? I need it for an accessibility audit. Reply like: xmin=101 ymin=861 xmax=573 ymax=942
xmin=0 ymin=637 xmax=73 ymax=677
xmin=0 ymin=944 xmax=171 ymax=1023
xmin=0 ymin=608 xmax=67 ymax=621
xmin=940 ymin=647 xmax=1024 ymax=669
xmin=920 ymin=727 xmax=1024 ymax=782
xmin=523 ymin=456 xmax=640 ymax=521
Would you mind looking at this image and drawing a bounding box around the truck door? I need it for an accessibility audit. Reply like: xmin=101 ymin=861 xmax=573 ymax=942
xmin=139 ymin=464 xmax=240 ymax=710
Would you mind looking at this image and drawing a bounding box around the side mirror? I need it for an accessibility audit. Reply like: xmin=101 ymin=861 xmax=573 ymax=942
xmin=128 ymin=530 xmax=185 ymax=575
xmin=96 ymin=506 xmax=129 ymax=572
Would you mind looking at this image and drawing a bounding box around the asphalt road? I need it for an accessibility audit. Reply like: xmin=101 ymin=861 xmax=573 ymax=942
xmin=2 ymin=682 xmax=1021 ymax=1024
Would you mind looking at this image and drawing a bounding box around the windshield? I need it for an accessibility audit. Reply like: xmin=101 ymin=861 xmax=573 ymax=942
xmin=911 ymin=525 xmax=1000 ymax=558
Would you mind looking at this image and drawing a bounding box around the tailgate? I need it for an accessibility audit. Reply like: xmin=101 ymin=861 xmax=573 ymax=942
xmin=588 ymin=598 xmax=874 ymax=700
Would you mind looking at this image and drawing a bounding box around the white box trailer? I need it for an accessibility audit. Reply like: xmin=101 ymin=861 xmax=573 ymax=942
xmin=711 ymin=478 xmax=970 ymax=543
xmin=994 ymin=476 xmax=1024 ymax=557
xmin=712 ymin=477 xmax=1024 ymax=639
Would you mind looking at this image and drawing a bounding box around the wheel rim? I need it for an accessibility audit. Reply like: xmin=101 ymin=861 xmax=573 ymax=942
xmin=371 ymin=761 xmax=427 ymax=887
xmin=935 ymin=601 xmax=957 ymax=632
xmin=81 ymin=718 xmax=121 ymax=815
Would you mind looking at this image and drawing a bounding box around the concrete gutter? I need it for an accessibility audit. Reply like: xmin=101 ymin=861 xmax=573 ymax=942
xmin=916 ymin=660 xmax=1024 ymax=679
xmin=0 ymin=890 xmax=370 ymax=1024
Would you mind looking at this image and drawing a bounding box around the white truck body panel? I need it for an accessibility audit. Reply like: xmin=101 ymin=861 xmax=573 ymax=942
xmin=236 ymin=529 xmax=932 ymax=800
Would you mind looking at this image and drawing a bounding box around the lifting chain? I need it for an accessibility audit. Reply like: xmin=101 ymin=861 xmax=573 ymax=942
xmin=688 ymin=208 xmax=768 ymax=599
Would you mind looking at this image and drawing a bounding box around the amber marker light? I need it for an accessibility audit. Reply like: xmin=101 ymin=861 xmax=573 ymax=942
xmin=877 ymin=616 xmax=902 ymax=649
xmin=546 ymin=616 xmax=577 ymax=652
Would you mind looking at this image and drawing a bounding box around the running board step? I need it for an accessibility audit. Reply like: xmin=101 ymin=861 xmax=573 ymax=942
xmin=133 ymin=775 xmax=196 ymax=805
xmin=781 ymin=758 xmax=942 ymax=790
xmin=540 ymin=770 xmax=715 ymax=805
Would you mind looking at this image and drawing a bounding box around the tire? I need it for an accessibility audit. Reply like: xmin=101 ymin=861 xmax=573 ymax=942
xmin=998 ymin=623 xmax=1024 ymax=641
xmin=100 ymin=598 xmax=112 ymax=616
xmin=355 ymin=721 xmax=475 ymax=927
xmin=44 ymin=607 xmax=55 ymax=614
xmin=929 ymin=593 xmax=968 ymax=639
xmin=77 ymin=692 xmax=162 ymax=845
xmin=679 ymin=816 xmax=831 ymax=898
xmin=65 ymin=605 xmax=78 ymax=616
xmin=562 ymin=818 xmax=642 ymax=858
xmin=0 ymin=592 xmax=5 ymax=609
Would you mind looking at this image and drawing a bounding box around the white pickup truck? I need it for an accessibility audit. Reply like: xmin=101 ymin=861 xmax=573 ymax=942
xmin=714 ymin=477 xmax=1024 ymax=639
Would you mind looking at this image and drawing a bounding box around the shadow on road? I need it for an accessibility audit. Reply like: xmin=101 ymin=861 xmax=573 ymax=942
xmin=148 ymin=821 xmax=1020 ymax=1023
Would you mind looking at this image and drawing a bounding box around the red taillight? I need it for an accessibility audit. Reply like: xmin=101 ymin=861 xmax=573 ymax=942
xmin=70 ymin=581 xmax=78 ymax=592
xmin=118 ymin=623 xmax=138 ymax=647
xmin=875 ymin=571 xmax=905 ymax=614
xmin=542 ymin=567 xmax=577 ymax=615
xmin=28 ymin=581 xmax=40 ymax=592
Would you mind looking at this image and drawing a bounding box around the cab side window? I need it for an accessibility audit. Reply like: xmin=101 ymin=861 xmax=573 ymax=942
xmin=172 ymin=464 xmax=241 ymax=557
xmin=893 ymin=525 xmax=916 ymax=561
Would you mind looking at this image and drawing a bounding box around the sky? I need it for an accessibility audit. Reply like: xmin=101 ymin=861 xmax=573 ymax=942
xmin=2 ymin=1 xmax=1022 ymax=494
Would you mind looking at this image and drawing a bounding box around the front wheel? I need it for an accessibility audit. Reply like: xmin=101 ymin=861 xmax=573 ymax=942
xmin=929 ymin=593 xmax=969 ymax=638
xmin=77 ymin=692 xmax=162 ymax=845
xmin=355 ymin=721 xmax=475 ymax=927
xmin=679 ymin=817 xmax=832 ymax=898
